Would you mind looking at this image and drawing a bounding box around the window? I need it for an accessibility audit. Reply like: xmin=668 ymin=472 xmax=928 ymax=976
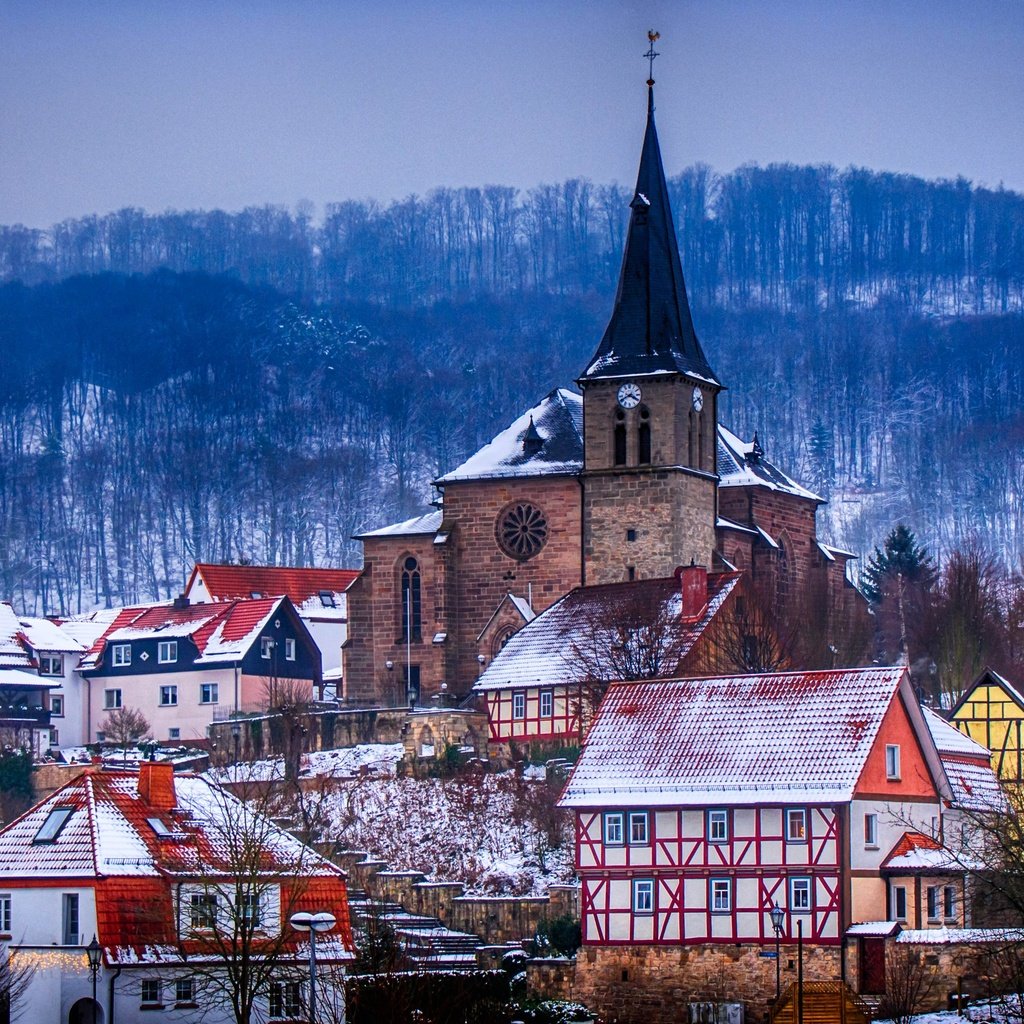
xmin=141 ymin=979 xmax=162 ymax=1005
xmin=148 ymin=817 xmax=173 ymax=838
xmin=175 ymin=978 xmax=195 ymax=1004
xmin=284 ymin=638 xmax=296 ymax=662
xmin=943 ymin=886 xmax=956 ymax=920
xmin=626 ymin=528 xmax=637 ymax=542
xmin=200 ymin=683 xmax=219 ymax=705
xmin=708 ymin=809 xmax=729 ymax=843
xmin=241 ymin=892 xmax=262 ymax=928
xmin=50 ymin=727 xmax=59 ymax=745
xmin=169 ymin=728 xmax=181 ymax=740
xmin=158 ymin=640 xmax=177 ymax=664
xmin=864 ymin=813 xmax=878 ymax=847
xmin=632 ymin=879 xmax=654 ymax=915
xmin=886 ymin=744 xmax=901 ymax=780
xmin=400 ymin=556 xmax=422 ymax=638
xmin=39 ymin=653 xmax=63 ymax=676
xmin=34 ymin=806 xmax=74 ymax=844
xmin=261 ymin=636 xmax=274 ymax=659
xmin=603 ymin=812 xmax=624 ymax=846
xmin=790 ymin=877 xmax=812 ymax=912
xmin=0 ymin=894 xmax=10 ymax=933
xmin=269 ymin=981 xmax=303 ymax=1019
xmin=927 ymin=886 xmax=940 ymax=921
xmin=112 ymin=644 xmax=131 ymax=667
xmin=628 ymin=811 xmax=649 ymax=846
xmin=318 ymin=590 xmax=336 ymax=608
xmin=614 ymin=410 xmax=627 ymax=466
xmin=539 ymin=689 xmax=554 ymax=718
xmin=160 ymin=685 xmax=178 ymax=707
xmin=50 ymin=695 xmax=64 ymax=717
xmin=512 ymin=692 xmax=526 ymax=720
xmin=62 ymin=893 xmax=79 ymax=945
xmin=190 ymin=893 xmax=218 ymax=930
xmin=637 ymin=406 xmax=651 ymax=465
xmin=786 ymin=809 xmax=807 ymax=842
xmin=104 ymin=688 xmax=122 ymax=710
xmin=893 ymin=885 xmax=907 ymax=921
xmin=710 ymin=878 xmax=732 ymax=913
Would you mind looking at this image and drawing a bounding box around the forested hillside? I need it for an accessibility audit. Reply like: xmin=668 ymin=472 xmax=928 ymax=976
xmin=1 ymin=162 xmax=1022 ymax=614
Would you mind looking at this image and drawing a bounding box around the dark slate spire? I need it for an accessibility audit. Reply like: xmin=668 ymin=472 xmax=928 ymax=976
xmin=580 ymin=85 xmax=720 ymax=386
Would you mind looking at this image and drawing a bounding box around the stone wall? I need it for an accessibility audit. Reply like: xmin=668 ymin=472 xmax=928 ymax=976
xmin=401 ymin=709 xmax=488 ymax=773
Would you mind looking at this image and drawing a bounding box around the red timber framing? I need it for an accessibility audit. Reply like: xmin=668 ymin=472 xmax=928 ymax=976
xmin=485 ymin=685 xmax=578 ymax=743
xmin=576 ymin=804 xmax=842 ymax=946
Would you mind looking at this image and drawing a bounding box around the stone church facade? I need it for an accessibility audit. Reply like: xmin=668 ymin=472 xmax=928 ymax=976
xmin=342 ymin=88 xmax=866 ymax=706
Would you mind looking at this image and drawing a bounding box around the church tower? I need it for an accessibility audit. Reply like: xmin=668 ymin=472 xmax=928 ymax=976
xmin=579 ymin=75 xmax=722 ymax=584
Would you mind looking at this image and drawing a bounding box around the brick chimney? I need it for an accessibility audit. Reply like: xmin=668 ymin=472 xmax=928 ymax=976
xmin=676 ymin=564 xmax=708 ymax=624
xmin=138 ymin=760 xmax=177 ymax=811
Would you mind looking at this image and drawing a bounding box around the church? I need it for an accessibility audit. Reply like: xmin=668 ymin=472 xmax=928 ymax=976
xmin=341 ymin=80 xmax=867 ymax=708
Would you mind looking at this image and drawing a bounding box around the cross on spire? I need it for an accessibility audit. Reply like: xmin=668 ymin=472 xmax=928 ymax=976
xmin=645 ymin=30 xmax=660 ymax=86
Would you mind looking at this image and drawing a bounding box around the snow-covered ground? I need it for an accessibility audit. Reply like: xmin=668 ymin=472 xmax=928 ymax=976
xmin=878 ymin=997 xmax=1024 ymax=1023
xmin=209 ymin=743 xmax=405 ymax=782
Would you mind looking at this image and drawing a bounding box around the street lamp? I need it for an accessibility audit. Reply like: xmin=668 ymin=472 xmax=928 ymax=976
xmin=86 ymin=935 xmax=102 ymax=1024
xmin=290 ymin=911 xmax=336 ymax=1024
xmin=769 ymin=902 xmax=784 ymax=1004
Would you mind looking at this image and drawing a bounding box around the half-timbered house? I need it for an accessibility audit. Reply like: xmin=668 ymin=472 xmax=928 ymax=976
xmin=950 ymin=667 xmax=1024 ymax=783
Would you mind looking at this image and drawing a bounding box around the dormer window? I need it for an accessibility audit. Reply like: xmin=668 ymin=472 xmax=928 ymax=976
xmin=33 ymin=806 xmax=74 ymax=844
xmin=38 ymin=653 xmax=63 ymax=676
xmin=111 ymin=644 xmax=131 ymax=667
xmin=158 ymin=641 xmax=177 ymax=664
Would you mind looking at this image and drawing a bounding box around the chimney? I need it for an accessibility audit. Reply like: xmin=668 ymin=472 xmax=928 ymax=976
xmin=173 ymin=594 xmax=190 ymax=610
xmin=676 ymin=563 xmax=708 ymax=624
xmin=138 ymin=760 xmax=177 ymax=811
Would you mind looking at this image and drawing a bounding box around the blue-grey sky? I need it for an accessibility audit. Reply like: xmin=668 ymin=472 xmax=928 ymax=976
xmin=2 ymin=0 xmax=1022 ymax=227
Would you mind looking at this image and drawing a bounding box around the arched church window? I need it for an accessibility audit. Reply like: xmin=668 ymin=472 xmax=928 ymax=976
xmin=496 ymin=502 xmax=548 ymax=560
xmin=613 ymin=410 xmax=627 ymax=466
xmin=638 ymin=406 xmax=651 ymax=465
xmin=400 ymin=556 xmax=421 ymax=640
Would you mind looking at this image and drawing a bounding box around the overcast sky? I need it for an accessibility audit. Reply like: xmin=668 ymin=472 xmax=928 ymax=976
xmin=2 ymin=0 xmax=1022 ymax=227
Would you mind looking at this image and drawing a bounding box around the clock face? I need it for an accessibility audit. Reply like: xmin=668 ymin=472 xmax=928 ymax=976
xmin=691 ymin=386 xmax=704 ymax=412
xmin=617 ymin=383 xmax=642 ymax=409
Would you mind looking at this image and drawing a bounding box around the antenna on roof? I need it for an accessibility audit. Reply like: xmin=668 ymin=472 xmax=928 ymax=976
xmin=644 ymin=30 xmax=660 ymax=88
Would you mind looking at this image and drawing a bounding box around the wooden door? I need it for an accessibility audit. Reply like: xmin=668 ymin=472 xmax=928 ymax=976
xmin=860 ymin=937 xmax=886 ymax=993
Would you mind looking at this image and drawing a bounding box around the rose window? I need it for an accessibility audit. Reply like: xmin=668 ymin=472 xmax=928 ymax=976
xmin=497 ymin=503 xmax=548 ymax=560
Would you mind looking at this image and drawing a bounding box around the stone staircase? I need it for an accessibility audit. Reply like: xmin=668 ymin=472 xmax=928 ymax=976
xmin=347 ymin=888 xmax=485 ymax=971
xmin=769 ymin=981 xmax=871 ymax=1024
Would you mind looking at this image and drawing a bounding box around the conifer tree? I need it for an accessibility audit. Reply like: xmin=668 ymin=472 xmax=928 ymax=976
xmin=861 ymin=525 xmax=937 ymax=606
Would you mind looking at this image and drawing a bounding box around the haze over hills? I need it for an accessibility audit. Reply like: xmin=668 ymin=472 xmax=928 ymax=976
xmin=0 ymin=161 xmax=1022 ymax=614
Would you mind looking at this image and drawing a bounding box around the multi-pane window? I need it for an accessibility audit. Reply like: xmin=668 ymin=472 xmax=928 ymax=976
xmin=141 ymin=979 xmax=161 ymax=1004
xmin=269 ymin=981 xmax=302 ymax=1019
xmin=39 ymin=653 xmax=63 ymax=676
xmin=400 ymin=557 xmax=422 ymax=640
xmin=261 ymin=636 xmax=274 ymax=659
xmin=160 ymin=685 xmax=178 ymax=707
xmin=786 ymin=809 xmax=806 ymax=842
xmin=632 ymin=879 xmax=654 ymax=914
xmin=790 ymin=877 xmax=812 ymax=912
xmin=241 ymin=892 xmax=262 ymax=928
xmin=62 ymin=893 xmax=80 ymax=945
xmin=943 ymin=886 xmax=956 ymax=920
xmin=539 ymin=689 xmax=554 ymax=718
xmin=708 ymin=809 xmax=729 ymax=843
xmin=190 ymin=893 xmax=218 ymax=930
xmin=512 ymin=692 xmax=526 ymax=719
xmin=175 ymin=978 xmax=195 ymax=1004
xmin=200 ymin=683 xmax=219 ymax=705
xmin=284 ymin=638 xmax=296 ymax=661
xmin=603 ymin=812 xmax=624 ymax=846
xmin=104 ymin=688 xmax=122 ymax=710
xmin=158 ymin=640 xmax=177 ymax=664
xmin=710 ymin=878 xmax=731 ymax=913
xmin=628 ymin=811 xmax=649 ymax=846
xmin=927 ymin=886 xmax=940 ymax=920
xmin=893 ymin=885 xmax=907 ymax=920
xmin=169 ymin=728 xmax=181 ymax=740
xmin=0 ymin=894 xmax=10 ymax=933
xmin=885 ymin=744 xmax=901 ymax=780
xmin=864 ymin=813 xmax=878 ymax=846
xmin=112 ymin=644 xmax=131 ymax=667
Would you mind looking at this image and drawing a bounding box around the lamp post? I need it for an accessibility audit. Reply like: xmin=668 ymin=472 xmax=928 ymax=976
xmin=797 ymin=917 xmax=804 ymax=1024
xmin=769 ymin=902 xmax=784 ymax=1004
xmin=86 ymin=935 xmax=102 ymax=1024
xmin=290 ymin=911 xmax=336 ymax=1024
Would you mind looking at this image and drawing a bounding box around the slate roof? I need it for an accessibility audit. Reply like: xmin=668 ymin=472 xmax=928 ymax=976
xmin=0 ymin=767 xmax=354 ymax=964
xmin=475 ymin=572 xmax=740 ymax=693
xmin=187 ymin=563 xmax=359 ymax=607
xmin=79 ymin=596 xmax=289 ymax=671
xmin=580 ymin=88 xmax=719 ymax=386
xmin=559 ymin=665 xmax=911 ymax=808
xmin=717 ymin=425 xmax=823 ymax=502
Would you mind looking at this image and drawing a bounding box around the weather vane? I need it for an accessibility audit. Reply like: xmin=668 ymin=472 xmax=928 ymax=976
xmin=645 ymin=30 xmax=660 ymax=86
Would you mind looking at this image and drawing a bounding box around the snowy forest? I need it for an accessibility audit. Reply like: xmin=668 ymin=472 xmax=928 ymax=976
xmin=1 ymin=161 xmax=1023 ymax=614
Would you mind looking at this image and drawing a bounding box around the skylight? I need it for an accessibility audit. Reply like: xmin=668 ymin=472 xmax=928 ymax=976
xmin=319 ymin=591 xmax=336 ymax=608
xmin=33 ymin=806 xmax=74 ymax=844
xmin=147 ymin=817 xmax=173 ymax=838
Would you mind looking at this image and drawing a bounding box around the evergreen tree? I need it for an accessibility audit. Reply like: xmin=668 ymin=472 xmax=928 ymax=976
xmin=807 ymin=419 xmax=835 ymax=498
xmin=861 ymin=525 xmax=938 ymax=606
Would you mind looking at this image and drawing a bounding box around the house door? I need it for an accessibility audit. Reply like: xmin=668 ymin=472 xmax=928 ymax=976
xmin=860 ymin=937 xmax=886 ymax=994
xmin=68 ymin=998 xmax=104 ymax=1024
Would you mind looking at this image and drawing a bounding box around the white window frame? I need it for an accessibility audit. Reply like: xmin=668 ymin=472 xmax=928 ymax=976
xmin=628 ymin=811 xmax=649 ymax=846
xmin=199 ymin=682 xmax=219 ymax=705
xmin=539 ymin=689 xmax=554 ymax=718
xmin=790 ymin=876 xmax=812 ymax=912
xmin=943 ymin=885 xmax=956 ymax=921
xmin=241 ymin=891 xmax=262 ymax=928
xmin=62 ymin=892 xmax=79 ymax=945
xmin=159 ymin=685 xmax=178 ymax=707
xmin=710 ymin=877 xmax=732 ymax=914
xmin=927 ymin=885 xmax=940 ymax=921
xmin=39 ymin=653 xmax=63 ymax=676
xmin=0 ymin=894 xmax=10 ymax=933
xmin=269 ymin=981 xmax=303 ymax=1019
xmin=111 ymin=644 xmax=131 ymax=667
xmin=632 ymin=879 xmax=654 ymax=915
xmin=50 ymin=695 xmax=64 ymax=717
xmin=886 ymin=743 xmax=901 ymax=780
xmin=864 ymin=812 xmax=878 ymax=847
xmin=158 ymin=640 xmax=178 ymax=664
xmin=708 ymin=809 xmax=729 ymax=844
xmin=603 ymin=812 xmax=624 ymax=846
xmin=189 ymin=892 xmax=218 ymax=930
xmin=174 ymin=978 xmax=195 ymax=1004
xmin=786 ymin=808 xmax=807 ymax=842
xmin=512 ymin=691 xmax=526 ymax=720
xmin=169 ymin=727 xmax=181 ymax=740
xmin=284 ymin=638 xmax=296 ymax=662
xmin=141 ymin=979 xmax=162 ymax=1005
xmin=104 ymin=688 xmax=122 ymax=710
xmin=893 ymin=884 xmax=907 ymax=920
xmin=261 ymin=636 xmax=274 ymax=660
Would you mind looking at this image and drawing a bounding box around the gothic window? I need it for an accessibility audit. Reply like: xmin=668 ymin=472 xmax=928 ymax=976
xmin=491 ymin=627 xmax=516 ymax=659
xmin=776 ymin=534 xmax=793 ymax=608
xmin=400 ymin=556 xmax=421 ymax=640
xmin=613 ymin=410 xmax=627 ymax=466
xmin=688 ymin=410 xmax=698 ymax=466
xmin=497 ymin=502 xmax=548 ymax=560
xmin=697 ymin=411 xmax=705 ymax=469
xmin=637 ymin=406 xmax=651 ymax=465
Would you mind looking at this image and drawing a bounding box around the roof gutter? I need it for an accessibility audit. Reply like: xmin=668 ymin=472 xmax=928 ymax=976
xmin=109 ymin=964 xmax=123 ymax=1024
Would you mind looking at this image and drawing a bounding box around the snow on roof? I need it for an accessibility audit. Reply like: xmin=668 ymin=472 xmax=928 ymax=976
xmin=896 ymin=927 xmax=1024 ymax=945
xmin=846 ymin=920 xmax=900 ymax=937
xmin=0 ymin=667 xmax=60 ymax=689
xmin=920 ymin=708 xmax=1005 ymax=811
xmin=717 ymin=425 xmax=824 ymax=502
xmin=475 ymin=572 xmax=740 ymax=693
xmin=560 ymin=665 xmax=909 ymax=808
xmin=357 ymin=509 xmax=444 ymax=539
xmin=0 ymin=603 xmax=85 ymax=668
xmin=923 ymin=707 xmax=991 ymax=760
xmin=880 ymin=831 xmax=961 ymax=872
xmin=475 ymin=593 xmax=536 ymax=644
xmin=187 ymin=563 xmax=358 ymax=605
xmin=436 ymin=388 xmax=585 ymax=484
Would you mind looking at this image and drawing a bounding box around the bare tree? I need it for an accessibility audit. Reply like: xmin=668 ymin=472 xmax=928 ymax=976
xmin=876 ymin=946 xmax=937 ymax=1024
xmin=98 ymin=706 xmax=151 ymax=763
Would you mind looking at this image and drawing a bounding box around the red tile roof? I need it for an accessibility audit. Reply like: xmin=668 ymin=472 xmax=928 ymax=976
xmin=188 ymin=563 xmax=359 ymax=603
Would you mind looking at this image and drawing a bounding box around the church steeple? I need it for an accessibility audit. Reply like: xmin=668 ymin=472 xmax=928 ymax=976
xmin=580 ymin=79 xmax=719 ymax=386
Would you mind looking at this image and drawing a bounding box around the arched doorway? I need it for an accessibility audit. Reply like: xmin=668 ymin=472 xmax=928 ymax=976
xmin=68 ymin=997 xmax=104 ymax=1024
